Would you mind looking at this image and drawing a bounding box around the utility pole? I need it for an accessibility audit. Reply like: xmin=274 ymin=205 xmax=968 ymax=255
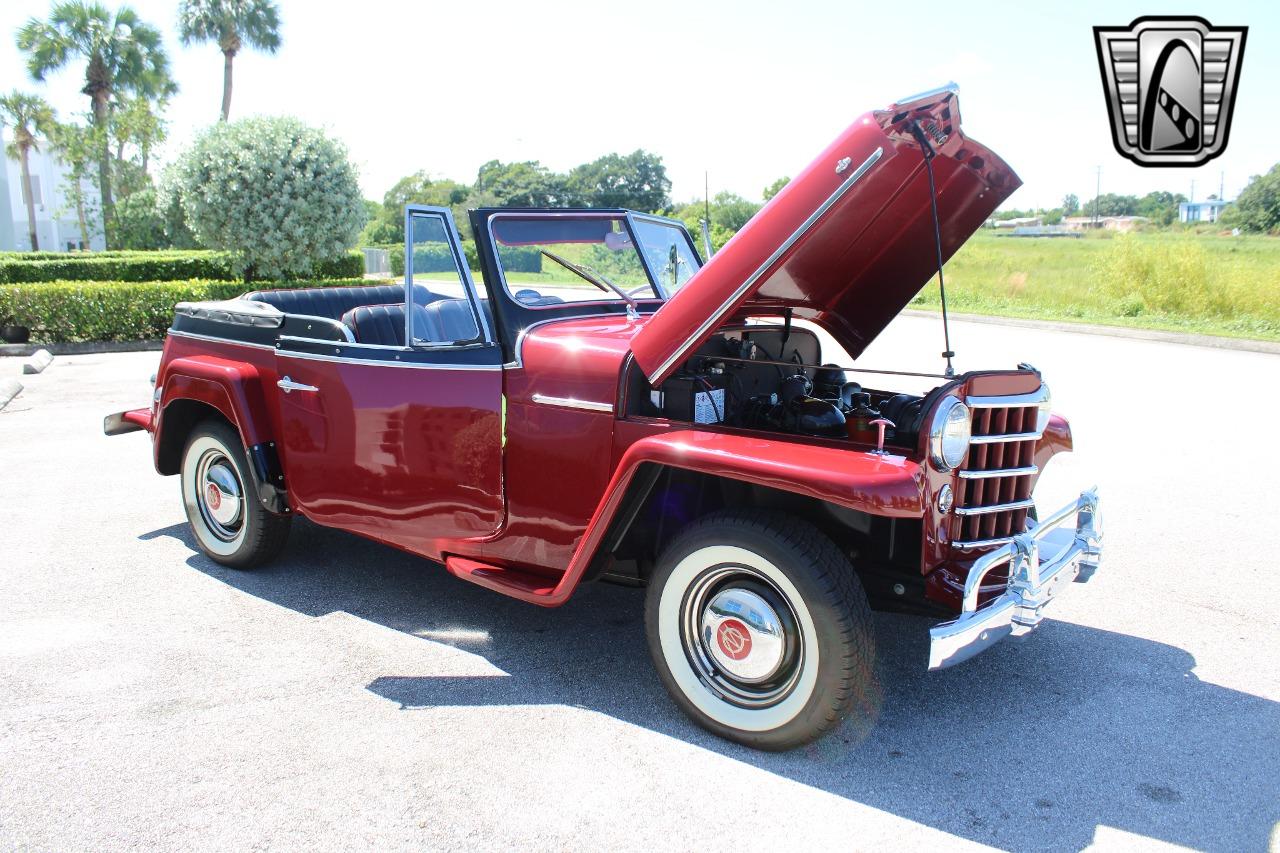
xmin=1093 ymin=165 xmax=1101 ymax=227
xmin=1219 ymin=171 xmax=1225 ymax=201
xmin=1190 ymin=179 xmax=1195 ymax=203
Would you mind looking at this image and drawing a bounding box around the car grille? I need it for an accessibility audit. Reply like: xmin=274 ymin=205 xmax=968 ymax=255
xmin=951 ymin=391 xmax=1045 ymax=551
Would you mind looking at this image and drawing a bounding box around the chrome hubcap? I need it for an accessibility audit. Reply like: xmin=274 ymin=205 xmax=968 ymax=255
xmin=196 ymin=451 xmax=243 ymax=540
xmin=681 ymin=566 xmax=803 ymax=708
xmin=701 ymin=588 xmax=786 ymax=682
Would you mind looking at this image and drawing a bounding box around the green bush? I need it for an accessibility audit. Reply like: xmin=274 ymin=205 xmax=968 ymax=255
xmin=0 ymin=249 xmax=363 ymax=284
xmin=114 ymin=189 xmax=169 ymax=251
xmin=0 ymin=277 xmax=366 ymax=343
xmin=171 ymin=116 xmax=366 ymax=279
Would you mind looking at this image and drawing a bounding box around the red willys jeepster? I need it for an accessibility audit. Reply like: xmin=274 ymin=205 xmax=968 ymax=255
xmin=107 ymin=85 xmax=1102 ymax=749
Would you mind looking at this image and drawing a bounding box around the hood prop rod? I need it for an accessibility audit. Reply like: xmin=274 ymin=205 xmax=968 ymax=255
xmin=910 ymin=120 xmax=956 ymax=378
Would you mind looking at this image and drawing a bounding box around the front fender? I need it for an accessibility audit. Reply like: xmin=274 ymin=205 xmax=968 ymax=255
xmin=613 ymin=430 xmax=925 ymax=518
xmin=1034 ymin=413 xmax=1073 ymax=472
xmin=492 ymin=430 xmax=924 ymax=607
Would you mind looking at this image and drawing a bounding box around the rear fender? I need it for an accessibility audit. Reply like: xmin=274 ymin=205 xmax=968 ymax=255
xmin=154 ymin=355 xmax=287 ymax=512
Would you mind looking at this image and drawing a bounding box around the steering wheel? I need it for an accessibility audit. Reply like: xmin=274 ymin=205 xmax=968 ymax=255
xmin=626 ymin=284 xmax=656 ymax=298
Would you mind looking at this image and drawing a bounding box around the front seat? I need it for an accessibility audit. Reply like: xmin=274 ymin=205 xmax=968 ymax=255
xmin=342 ymin=299 xmax=481 ymax=346
xmin=418 ymin=298 xmax=481 ymax=343
xmin=341 ymin=303 xmax=420 ymax=346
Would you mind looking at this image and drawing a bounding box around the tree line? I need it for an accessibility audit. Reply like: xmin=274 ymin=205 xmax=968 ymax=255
xmin=364 ymin=158 xmax=793 ymax=252
xmin=992 ymin=177 xmax=1280 ymax=234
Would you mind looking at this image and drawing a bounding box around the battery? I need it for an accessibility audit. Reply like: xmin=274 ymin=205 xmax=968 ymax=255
xmin=652 ymin=373 xmax=729 ymax=424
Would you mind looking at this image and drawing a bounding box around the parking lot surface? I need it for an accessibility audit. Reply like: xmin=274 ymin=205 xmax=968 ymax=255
xmin=2 ymin=315 xmax=1277 ymax=852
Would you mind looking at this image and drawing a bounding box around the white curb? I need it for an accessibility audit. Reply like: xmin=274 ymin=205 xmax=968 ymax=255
xmin=0 ymin=378 xmax=21 ymax=411
xmin=22 ymin=349 xmax=54 ymax=375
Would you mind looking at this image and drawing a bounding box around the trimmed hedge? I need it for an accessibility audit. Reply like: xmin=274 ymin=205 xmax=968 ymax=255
xmin=0 ymin=249 xmax=364 ymax=284
xmin=0 ymin=278 xmax=367 ymax=343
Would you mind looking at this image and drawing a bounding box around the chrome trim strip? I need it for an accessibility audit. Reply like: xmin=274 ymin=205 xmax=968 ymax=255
xmin=530 ymin=393 xmax=614 ymax=413
xmin=952 ymin=536 xmax=1017 ymax=550
xmin=894 ymin=81 xmax=960 ymax=107
xmin=166 ymin=330 xmax=276 ymax=351
xmin=966 ymin=386 xmax=1049 ymax=408
xmin=954 ymin=498 xmax=1035 ymax=516
xmin=276 ymin=344 xmax=501 ymax=371
xmin=958 ymin=465 xmax=1038 ymax=480
xmin=969 ymin=431 xmax=1044 ymax=445
xmin=647 ymin=146 xmax=884 ymax=382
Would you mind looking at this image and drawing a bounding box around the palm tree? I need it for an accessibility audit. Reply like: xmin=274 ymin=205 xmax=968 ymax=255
xmin=17 ymin=2 xmax=174 ymax=248
xmin=178 ymin=0 xmax=282 ymax=122
xmin=0 ymin=92 xmax=57 ymax=251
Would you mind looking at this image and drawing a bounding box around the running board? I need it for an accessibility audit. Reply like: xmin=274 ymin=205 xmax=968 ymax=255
xmin=444 ymin=556 xmax=560 ymax=604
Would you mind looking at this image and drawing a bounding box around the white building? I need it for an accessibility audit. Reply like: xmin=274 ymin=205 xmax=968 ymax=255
xmin=1 ymin=127 xmax=104 ymax=252
xmin=1179 ymin=198 xmax=1230 ymax=224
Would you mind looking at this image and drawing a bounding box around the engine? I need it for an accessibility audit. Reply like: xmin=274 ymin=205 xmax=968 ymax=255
xmin=636 ymin=328 xmax=930 ymax=448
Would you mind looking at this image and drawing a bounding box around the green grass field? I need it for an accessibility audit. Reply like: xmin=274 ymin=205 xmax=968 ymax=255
xmin=910 ymin=230 xmax=1280 ymax=341
xmin=422 ymin=230 xmax=1280 ymax=343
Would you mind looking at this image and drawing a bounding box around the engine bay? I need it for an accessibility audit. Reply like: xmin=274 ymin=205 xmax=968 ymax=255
xmin=628 ymin=325 xmax=944 ymax=451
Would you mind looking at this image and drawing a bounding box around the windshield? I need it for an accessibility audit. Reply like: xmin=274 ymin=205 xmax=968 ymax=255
xmin=630 ymin=216 xmax=703 ymax=296
xmin=488 ymin=214 xmax=700 ymax=308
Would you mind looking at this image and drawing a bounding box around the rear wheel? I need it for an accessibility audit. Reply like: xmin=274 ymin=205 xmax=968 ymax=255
xmin=644 ymin=509 xmax=876 ymax=750
xmin=181 ymin=420 xmax=290 ymax=568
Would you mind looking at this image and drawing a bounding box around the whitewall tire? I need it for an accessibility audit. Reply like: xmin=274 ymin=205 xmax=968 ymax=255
xmin=644 ymin=509 xmax=875 ymax=750
xmin=180 ymin=420 xmax=290 ymax=569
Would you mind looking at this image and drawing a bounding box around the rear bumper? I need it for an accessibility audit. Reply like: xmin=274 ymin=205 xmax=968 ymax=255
xmin=103 ymin=408 xmax=153 ymax=436
xmin=928 ymin=488 xmax=1102 ymax=670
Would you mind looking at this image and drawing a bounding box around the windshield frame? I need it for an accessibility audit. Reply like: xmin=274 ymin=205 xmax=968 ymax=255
xmin=485 ymin=210 xmax=702 ymax=310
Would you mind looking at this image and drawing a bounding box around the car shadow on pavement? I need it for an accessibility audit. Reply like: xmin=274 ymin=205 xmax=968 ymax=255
xmin=148 ymin=518 xmax=1279 ymax=852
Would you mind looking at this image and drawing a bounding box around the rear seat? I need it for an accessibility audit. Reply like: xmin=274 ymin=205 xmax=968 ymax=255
xmin=242 ymin=283 xmax=439 ymax=321
xmin=342 ymin=298 xmax=482 ymax=347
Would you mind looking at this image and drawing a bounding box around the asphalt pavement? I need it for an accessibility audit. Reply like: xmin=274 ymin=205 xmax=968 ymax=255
xmin=1 ymin=314 xmax=1277 ymax=852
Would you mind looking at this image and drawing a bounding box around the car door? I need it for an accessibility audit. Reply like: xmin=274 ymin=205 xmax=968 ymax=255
xmin=275 ymin=206 xmax=504 ymax=557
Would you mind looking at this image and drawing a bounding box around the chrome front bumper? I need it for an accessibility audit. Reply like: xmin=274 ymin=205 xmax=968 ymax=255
xmin=928 ymin=488 xmax=1102 ymax=670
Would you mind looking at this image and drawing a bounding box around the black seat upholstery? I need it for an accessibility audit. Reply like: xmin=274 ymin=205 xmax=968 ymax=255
xmin=420 ymin=299 xmax=481 ymax=342
xmin=341 ymin=304 xmax=412 ymax=346
xmin=243 ymin=284 xmax=438 ymax=321
xmin=341 ymin=298 xmax=483 ymax=347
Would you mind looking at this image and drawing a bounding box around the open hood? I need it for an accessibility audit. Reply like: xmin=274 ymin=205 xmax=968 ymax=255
xmin=631 ymin=85 xmax=1021 ymax=384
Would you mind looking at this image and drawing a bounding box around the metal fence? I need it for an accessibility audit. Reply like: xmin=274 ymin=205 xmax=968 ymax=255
xmin=362 ymin=248 xmax=392 ymax=277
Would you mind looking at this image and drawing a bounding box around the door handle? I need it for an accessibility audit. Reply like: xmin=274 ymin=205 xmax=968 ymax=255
xmin=277 ymin=376 xmax=319 ymax=394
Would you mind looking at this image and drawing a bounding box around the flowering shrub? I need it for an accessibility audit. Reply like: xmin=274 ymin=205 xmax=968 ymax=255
xmin=172 ymin=117 xmax=366 ymax=280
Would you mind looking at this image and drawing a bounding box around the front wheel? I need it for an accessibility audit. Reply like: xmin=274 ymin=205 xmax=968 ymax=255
xmin=181 ymin=420 xmax=290 ymax=569
xmin=644 ymin=509 xmax=876 ymax=750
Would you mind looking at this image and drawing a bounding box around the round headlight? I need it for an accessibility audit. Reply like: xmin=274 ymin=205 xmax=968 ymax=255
xmin=930 ymin=396 xmax=971 ymax=470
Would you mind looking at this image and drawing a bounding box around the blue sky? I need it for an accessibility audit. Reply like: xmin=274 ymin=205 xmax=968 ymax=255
xmin=3 ymin=0 xmax=1275 ymax=209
